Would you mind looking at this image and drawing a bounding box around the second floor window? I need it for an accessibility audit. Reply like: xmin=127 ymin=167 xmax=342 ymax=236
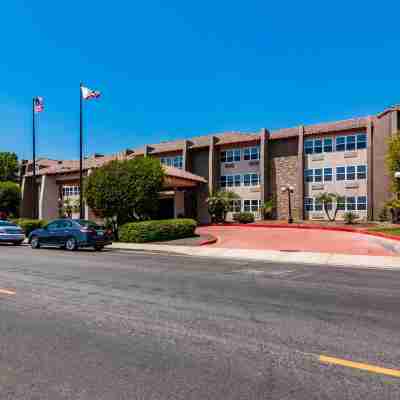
xmin=243 ymin=146 xmax=260 ymax=161
xmin=160 ymin=156 xmax=183 ymax=169
xmin=221 ymin=149 xmax=241 ymax=163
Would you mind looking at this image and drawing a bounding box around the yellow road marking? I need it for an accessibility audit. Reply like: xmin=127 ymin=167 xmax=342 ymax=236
xmin=319 ymin=355 xmax=400 ymax=378
xmin=0 ymin=289 xmax=16 ymax=295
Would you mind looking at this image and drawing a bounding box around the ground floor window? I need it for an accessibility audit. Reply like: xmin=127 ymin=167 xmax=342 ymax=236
xmin=62 ymin=185 xmax=80 ymax=197
xmin=304 ymin=196 xmax=367 ymax=212
xmin=229 ymin=200 xmax=242 ymax=212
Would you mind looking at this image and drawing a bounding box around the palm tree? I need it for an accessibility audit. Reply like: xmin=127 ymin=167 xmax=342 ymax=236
xmin=315 ymin=192 xmax=343 ymax=222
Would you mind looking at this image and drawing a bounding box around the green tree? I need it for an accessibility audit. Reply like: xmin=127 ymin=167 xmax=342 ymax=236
xmin=386 ymin=133 xmax=400 ymax=193
xmin=315 ymin=192 xmax=344 ymax=222
xmin=0 ymin=181 xmax=21 ymax=217
xmin=0 ymin=152 xmax=19 ymax=182
xmin=207 ymin=191 xmax=239 ymax=223
xmin=84 ymin=157 xmax=165 ymax=234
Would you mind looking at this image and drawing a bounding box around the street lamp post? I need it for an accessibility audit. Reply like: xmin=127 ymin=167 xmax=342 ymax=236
xmin=281 ymin=185 xmax=294 ymax=224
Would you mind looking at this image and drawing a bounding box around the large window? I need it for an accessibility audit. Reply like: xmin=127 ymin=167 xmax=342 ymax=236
xmin=243 ymin=199 xmax=261 ymax=212
xmin=336 ymin=136 xmax=346 ymax=152
xmin=357 ymin=196 xmax=367 ymax=210
xmin=336 ymin=166 xmax=346 ymax=181
xmin=305 ymin=196 xmax=367 ymax=213
xmin=304 ymin=137 xmax=333 ymax=154
xmin=336 ymin=165 xmax=366 ymax=181
xmin=221 ymin=149 xmax=241 ymax=163
xmin=62 ymin=185 xmax=80 ymax=197
xmin=243 ymin=146 xmax=260 ymax=161
xmin=324 ymin=168 xmax=333 ymax=182
xmin=357 ymin=165 xmax=367 ymax=180
xmin=304 ymin=140 xmax=314 ymax=155
xmin=324 ymin=138 xmax=333 ymax=152
xmin=160 ymin=155 xmax=183 ymax=169
xmin=357 ymin=133 xmax=367 ymax=149
xmin=221 ymin=174 xmax=259 ymax=188
xmin=346 ymin=166 xmax=356 ymax=181
xmin=314 ymin=139 xmax=323 ymax=154
xmin=336 ymin=133 xmax=367 ymax=152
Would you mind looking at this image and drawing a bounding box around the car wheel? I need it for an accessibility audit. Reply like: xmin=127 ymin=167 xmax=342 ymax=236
xmin=31 ymin=237 xmax=40 ymax=249
xmin=65 ymin=237 xmax=77 ymax=251
xmin=94 ymin=245 xmax=104 ymax=251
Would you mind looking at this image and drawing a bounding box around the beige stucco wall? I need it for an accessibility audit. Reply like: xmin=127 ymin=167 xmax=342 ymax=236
xmin=304 ymin=135 xmax=368 ymax=221
xmin=39 ymin=175 xmax=59 ymax=220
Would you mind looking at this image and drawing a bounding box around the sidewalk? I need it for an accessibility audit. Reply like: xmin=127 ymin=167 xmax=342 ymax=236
xmin=110 ymin=242 xmax=400 ymax=270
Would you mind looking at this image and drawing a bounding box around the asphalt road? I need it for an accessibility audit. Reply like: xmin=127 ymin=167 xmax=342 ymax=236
xmin=0 ymin=245 xmax=399 ymax=399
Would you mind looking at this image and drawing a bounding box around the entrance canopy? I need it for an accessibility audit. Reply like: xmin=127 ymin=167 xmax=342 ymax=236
xmin=163 ymin=166 xmax=207 ymax=189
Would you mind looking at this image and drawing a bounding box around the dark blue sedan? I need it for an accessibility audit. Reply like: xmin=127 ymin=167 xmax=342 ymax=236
xmin=29 ymin=219 xmax=112 ymax=251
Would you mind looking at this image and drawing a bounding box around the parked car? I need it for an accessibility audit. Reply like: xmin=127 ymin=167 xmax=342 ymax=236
xmin=28 ymin=219 xmax=112 ymax=251
xmin=0 ymin=220 xmax=25 ymax=245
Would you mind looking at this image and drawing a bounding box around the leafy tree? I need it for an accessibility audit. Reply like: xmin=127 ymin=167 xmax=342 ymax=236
xmin=260 ymin=196 xmax=275 ymax=220
xmin=207 ymin=191 xmax=239 ymax=223
xmin=386 ymin=133 xmax=400 ymax=193
xmin=0 ymin=181 xmax=21 ymax=217
xmin=84 ymin=157 xmax=165 ymax=234
xmin=315 ymin=192 xmax=344 ymax=222
xmin=0 ymin=152 xmax=19 ymax=182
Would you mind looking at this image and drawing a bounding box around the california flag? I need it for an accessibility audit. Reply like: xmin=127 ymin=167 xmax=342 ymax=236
xmin=81 ymin=86 xmax=101 ymax=100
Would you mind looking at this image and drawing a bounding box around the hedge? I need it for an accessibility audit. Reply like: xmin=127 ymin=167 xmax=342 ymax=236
xmin=119 ymin=219 xmax=197 ymax=243
xmin=11 ymin=219 xmax=48 ymax=235
xmin=232 ymin=212 xmax=255 ymax=224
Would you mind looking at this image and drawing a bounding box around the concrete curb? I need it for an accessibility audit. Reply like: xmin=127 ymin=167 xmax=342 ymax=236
xmin=198 ymin=235 xmax=218 ymax=246
xmin=204 ymin=223 xmax=400 ymax=242
xmin=110 ymin=243 xmax=400 ymax=270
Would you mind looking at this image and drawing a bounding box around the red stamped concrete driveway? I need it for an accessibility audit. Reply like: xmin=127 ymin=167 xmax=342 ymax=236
xmin=196 ymin=226 xmax=400 ymax=256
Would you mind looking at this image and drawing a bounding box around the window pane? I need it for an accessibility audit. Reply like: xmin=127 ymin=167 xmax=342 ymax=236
xmin=324 ymin=168 xmax=332 ymax=182
xmin=314 ymin=169 xmax=323 ymax=182
xmin=234 ymin=175 xmax=241 ymax=187
xmin=251 ymin=174 xmax=259 ymax=186
xmin=251 ymin=200 xmax=259 ymax=212
xmin=314 ymin=139 xmax=323 ymax=154
xmin=336 ymin=166 xmax=345 ymax=181
xmin=243 ymin=149 xmax=251 ymax=161
xmin=357 ymin=165 xmax=367 ymax=180
xmin=336 ymin=136 xmax=345 ymax=151
xmin=220 ymin=176 xmax=227 ymax=187
xmin=346 ymin=166 xmax=356 ymax=180
xmin=357 ymin=196 xmax=367 ymax=210
xmin=357 ymin=134 xmax=367 ymax=149
xmin=304 ymin=198 xmax=313 ymax=211
xmin=234 ymin=150 xmax=241 ymax=162
xmin=315 ymin=199 xmax=323 ymax=211
xmin=347 ymin=197 xmax=356 ymax=210
xmin=304 ymin=140 xmax=314 ymax=154
xmin=346 ymin=136 xmax=356 ymax=151
xmin=227 ymin=151 xmax=233 ymax=163
xmin=305 ymin=169 xmax=313 ymax=183
xmin=324 ymin=138 xmax=333 ymax=152
xmin=243 ymin=174 xmax=251 ymax=186
xmin=251 ymin=147 xmax=260 ymax=160
xmin=227 ymin=176 xmax=234 ymax=187
xmin=221 ymin=152 xmax=227 ymax=163
xmin=243 ymin=200 xmax=251 ymax=212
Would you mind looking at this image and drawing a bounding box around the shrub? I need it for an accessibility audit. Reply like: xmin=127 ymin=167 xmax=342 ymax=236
xmin=378 ymin=207 xmax=389 ymax=222
xmin=119 ymin=219 xmax=197 ymax=243
xmin=11 ymin=219 xmax=47 ymax=235
xmin=207 ymin=191 xmax=239 ymax=223
xmin=232 ymin=212 xmax=255 ymax=224
xmin=343 ymin=212 xmax=359 ymax=225
xmin=0 ymin=181 xmax=21 ymax=217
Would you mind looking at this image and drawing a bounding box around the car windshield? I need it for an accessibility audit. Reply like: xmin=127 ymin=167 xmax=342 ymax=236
xmin=77 ymin=220 xmax=103 ymax=230
xmin=0 ymin=221 xmax=16 ymax=227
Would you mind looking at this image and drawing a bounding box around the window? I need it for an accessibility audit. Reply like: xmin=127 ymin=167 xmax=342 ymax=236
xmin=314 ymin=139 xmax=323 ymax=154
xmin=173 ymin=156 xmax=183 ymax=169
xmin=305 ymin=169 xmax=314 ymax=183
xmin=315 ymin=198 xmax=323 ymax=211
xmin=229 ymin=200 xmax=241 ymax=212
xmin=62 ymin=185 xmax=80 ymax=198
xmin=336 ymin=166 xmax=346 ymax=181
xmin=226 ymin=175 xmax=234 ymax=187
xmin=357 ymin=196 xmax=367 ymax=210
xmin=304 ymin=140 xmax=314 ymax=154
xmin=324 ymin=168 xmax=333 ymax=182
xmin=346 ymin=166 xmax=356 ymax=181
xmin=221 ymin=149 xmax=241 ymax=163
xmin=244 ymin=146 xmax=260 ymax=161
xmin=243 ymin=200 xmax=251 ymax=212
xmin=243 ymin=174 xmax=251 ymax=186
xmin=314 ymin=169 xmax=323 ymax=183
xmin=234 ymin=175 xmax=241 ymax=187
xmin=251 ymin=174 xmax=260 ymax=186
xmin=325 ymin=200 xmax=333 ymax=210
xmin=357 ymin=165 xmax=367 ymax=180
xmin=357 ymin=133 xmax=367 ymax=149
xmin=347 ymin=196 xmax=356 ymax=211
xmin=160 ymin=156 xmax=183 ymax=169
xmin=304 ymin=197 xmax=314 ymax=211
xmin=220 ymin=176 xmax=227 ymax=188
xmin=324 ymin=138 xmax=333 ymax=153
xmin=346 ymin=135 xmax=356 ymax=151
xmin=251 ymin=200 xmax=260 ymax=212
xmin=336 ymin=136 xmax=346 ymax=152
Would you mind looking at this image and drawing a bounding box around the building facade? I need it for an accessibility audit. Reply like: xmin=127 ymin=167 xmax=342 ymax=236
xmin=21 ymin=105 xmax=400 ymax=224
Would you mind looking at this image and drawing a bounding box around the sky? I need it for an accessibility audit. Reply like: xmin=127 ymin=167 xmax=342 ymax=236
xmin=1 ymin=0 xmax=400 ymax=161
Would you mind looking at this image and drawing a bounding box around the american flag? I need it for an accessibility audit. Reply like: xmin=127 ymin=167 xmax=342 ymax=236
xmin=34 ymin=97 xmax=44 ymax=113
xmin=81 ymin=86 xmax=101 ymax=100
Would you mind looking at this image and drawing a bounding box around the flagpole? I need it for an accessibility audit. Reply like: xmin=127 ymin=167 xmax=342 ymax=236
xmin=79 ymin=82 xmax=84 ymax=219
xmin=32 ymin=98 xmax=36 ymax=219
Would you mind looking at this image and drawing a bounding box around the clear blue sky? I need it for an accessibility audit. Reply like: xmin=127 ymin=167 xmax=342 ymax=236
xmin=1 ymin=0 xmax=399 ymax=161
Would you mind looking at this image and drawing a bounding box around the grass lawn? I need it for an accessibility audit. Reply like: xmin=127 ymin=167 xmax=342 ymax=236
xmin=368 ymin=227 xmax=400 ymax=236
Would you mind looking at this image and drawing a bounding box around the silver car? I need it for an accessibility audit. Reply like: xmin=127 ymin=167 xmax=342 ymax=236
xmin=0 ymin=220 xmax=25 ymax=245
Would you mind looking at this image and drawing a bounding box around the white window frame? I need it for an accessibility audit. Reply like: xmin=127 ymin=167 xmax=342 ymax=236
xmin=221 ymin=149 xmax=241 ymax=163
xmin=304 ymin=197 xmax=314 ymax=211
xmin=243 ymin=146 xmax=260 ymax=161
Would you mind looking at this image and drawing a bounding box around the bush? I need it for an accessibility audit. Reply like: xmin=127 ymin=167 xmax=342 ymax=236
xmin=119 ymin=219 xmax=197 ymax=243
xmin=378 ymin=207 xmax=389 ymax=222
xmin=343 ymin=212 xmax=359 ymax=225
xmin=0 ymin=181 xmax=21 ymax=217
xmin=11 ymin=219 xmax=47 ymax=235
xmin=232 ymin=212 xmax=255 ymax=224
